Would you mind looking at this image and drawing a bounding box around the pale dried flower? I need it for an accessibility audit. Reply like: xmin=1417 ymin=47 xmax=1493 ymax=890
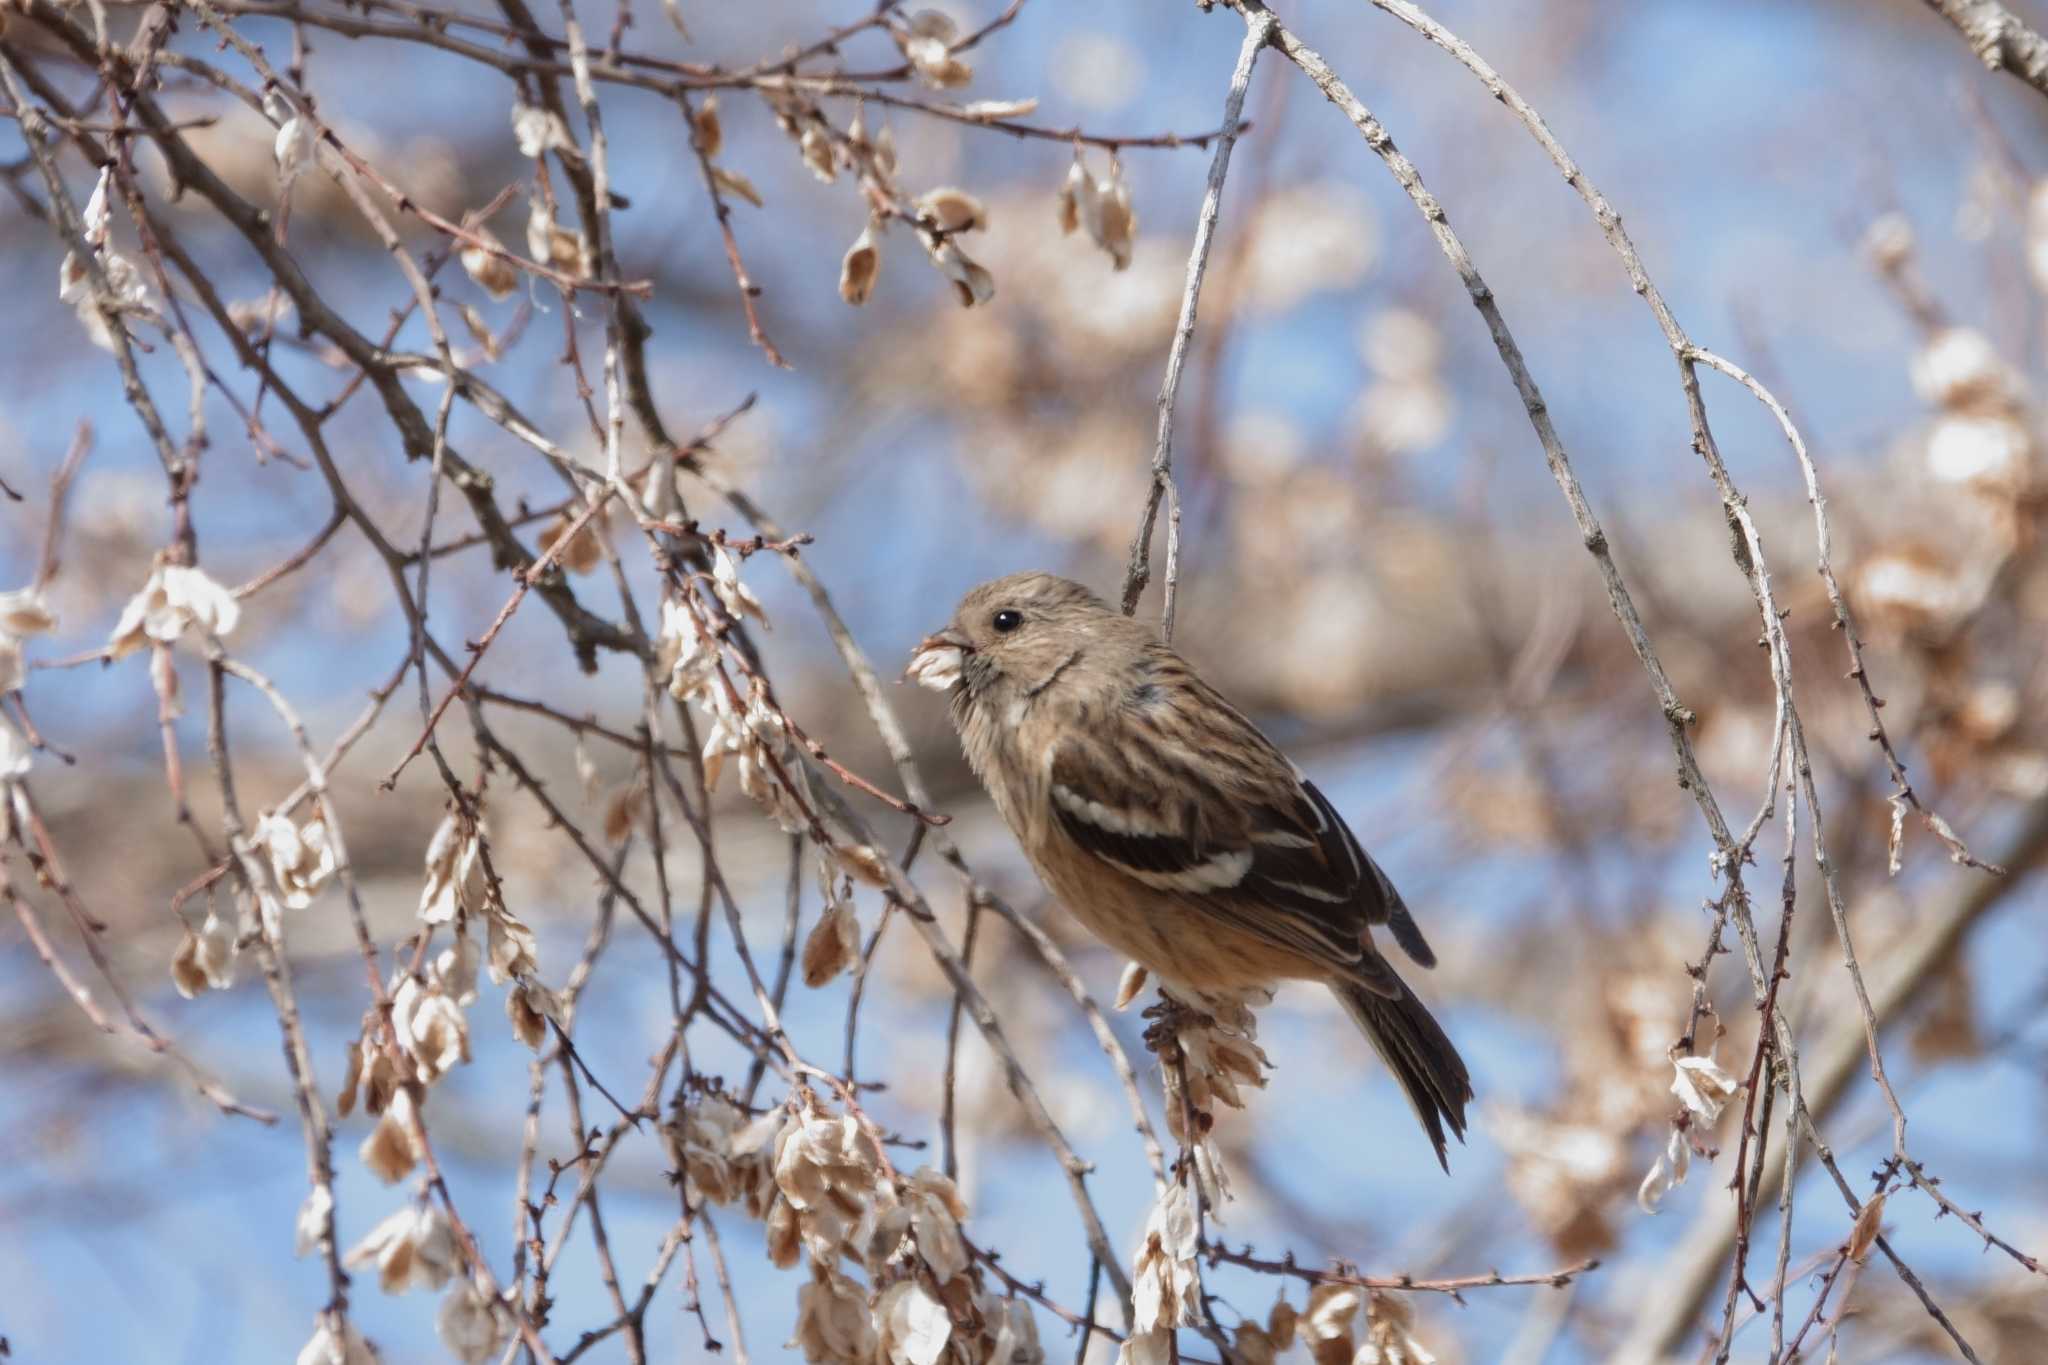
xmin=338 ymin=1033 xmax=402 ymax=1119
xmin=1359 ymin=1291 xmax=1436 ymax=1365
xmin=1234 ymin=1322 xmax=1278 ymax=1365
xmin=927 ymin=235 xmax=995 ymax=307
xmin=1847 ymin=1192 xmax=1888 ymax=1263
xmin=539 ymin=507 xmax=607 ymax=574
xmin=1636 ymin=1126 xmax=1692 ymax=1213
xmin=840 ymin=221 xmax=883 ymax=306
xmin=765 ymin=1192 xmax=804 ymax=1268
xmin=0 ymin=587 xmax=58 ymax=639
xmin=258 ymin=812 xmax=337 ymax=909
xmin=1167 ymin=997 xmax=1270 ymax=1119
xmin=675 ymin=1095 xmax=779 ymax=1208
xmin=1057 ymin=156 xmax=1136 ymax=269
xmin=459 ymin=228 xmax=520 ymax=300
xmin=432 ymin=934 xmax=480 ymax=1007
xmin=1304 ymin=1282 xmax=1362 ymax=1365
xmin=602 ymin=779 xmax=647 ymax=846
xmin=81 ymin=163 xmax=112 ymax=241
xmin=1093 ymin=174 xmax=1136 ymax=271
xmin=59 ymin=166 xmax=157 ymax=351
xmin=1155 ymin=994 xmax=1261 ymax=1203
xmin=789 ymin=1263 xmax=878 ymax=1365
xmin=108 ymin=563 xmax=242 ymax=659
xmin=906 ymin=636 xmax=964 ymax=691
xmin=977 ymin=1294 xmax=1043 ymax=1365
xmin=296 ymin=1316 xmax=378 ymax=1365
xmin=916 ymin=186 xmax=989 ymax=233
xmin=699 ymin=704 xmax=744 ymax=792
xmin=711 ymin=544 xmax=770 ymax=625
xmin=523 ymin=184 xmax=585 ymax=275
xmin=419 ymin=810 xmax=485 ymax=926
xmin=361 ymin=1088 xmax=424 ymax=1183
xmin=506 ymin=976 xmax=560 ymax=1049
xmin=393 ymin=974 xmax=471 ymax=1082
xmin=876 ymin=1279 xmax=953 ymax=1365
xmin=274 ymin=113 xmax=317 ymax=190
xmin=1863 ymin=211 xmax=1914 ymax=271
xmin=712 ymin=165 xmax=765 ymax=208
xmin=294 ymin=1184 xmax=334 ymax=1258
xmin=0 ymin=723 xmax=28 ymax=840
xmin=526 ymin=210 xmax=585 ymax=276
xmin=1130 ymin=1182 xmax=1199 ymax=1334
xmin=658 ymin=595 xmax=717 ymax=702
xmin=1269 ymin=1298 xmax=1299 ymax=1349
xmin=691 ymin=95 xmax=724 ymax=158
xmin=801 ymin=125 xmax=837 ymax=184
xmin=226 ymin=292 xmax=296 ymax=333
xmin=171 ymin=909 xmax=238 ymax=998
xmin=1925 ymin=412 xmax=2031 ymax=491
xmin=510 ymin=101 xmax=575 ymax=158
xmin=898 ymin=11 xmax=972 ymax=89
xmin=62 ymin=246 xmax=153 ymax=352
xmin=437 ymin=1281 xmax=512 ymax=1365
xmin=1670 ymin=1052 xmax=1739 ymax=1124
xmin=344 ymin=1203 xmax=460 ymax=1294
xmin=960 ymin=97 xmax=1039 ymax=120
xmin=906 ymin=1165 xmax=971 ymax=1282
xmin=834 ymin=842 xmax=892 ymax=889
xmin=1113 ymin=963 xmax=1149 ymax=1011
xmin=773 ymin=1102 xmax=881 ymax=1260
xmin=801 ymin=903 xmax=861 ymax=986
xmin=1116 ymin=1332 xmax=1173 ymax=1365
xmin=736 ymin=680 xmax=796 ymax=789
xmin=1910 ymin=327 xmax=2012 ymax=411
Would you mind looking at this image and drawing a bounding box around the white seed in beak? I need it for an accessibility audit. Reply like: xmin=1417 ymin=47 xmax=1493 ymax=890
xmin=906 ymin=633 xmax=967 ymax=691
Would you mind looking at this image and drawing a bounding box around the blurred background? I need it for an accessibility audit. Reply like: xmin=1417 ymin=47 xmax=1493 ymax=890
xmin=2 ymin=0 xmax=2046 ymax=1361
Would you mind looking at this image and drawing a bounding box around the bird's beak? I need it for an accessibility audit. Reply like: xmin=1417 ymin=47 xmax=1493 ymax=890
xmin=905 ymin=628 xmax=970 ymax=691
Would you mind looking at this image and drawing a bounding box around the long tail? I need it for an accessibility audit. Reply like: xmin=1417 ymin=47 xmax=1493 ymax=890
xmin=1332 ymin=977 xmax=1473 ymax=1171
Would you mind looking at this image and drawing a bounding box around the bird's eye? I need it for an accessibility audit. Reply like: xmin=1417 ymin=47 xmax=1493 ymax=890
xmin=991 ymin=609 xmax=1024 ymax=634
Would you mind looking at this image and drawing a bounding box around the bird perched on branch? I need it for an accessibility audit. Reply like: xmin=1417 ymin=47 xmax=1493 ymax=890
xmin=908 ymin=571 xmax=1471 ymax=1168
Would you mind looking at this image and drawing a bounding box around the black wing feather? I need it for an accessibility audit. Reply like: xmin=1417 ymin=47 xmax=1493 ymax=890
xmin=1298 ymin=780 xmax=1436 ymax=969
xmin=1048 ymin=718 xmax=1437 ymax=982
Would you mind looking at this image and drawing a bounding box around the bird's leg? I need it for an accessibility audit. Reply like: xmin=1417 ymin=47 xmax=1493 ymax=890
xmin=1140 ymin=989 xmax=1214 ymax=1056
xmin=1142 ymin=990 xmax=1220 ymax=1200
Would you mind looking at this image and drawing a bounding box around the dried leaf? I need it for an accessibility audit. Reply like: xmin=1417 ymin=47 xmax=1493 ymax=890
xmin=1115 ymin=961 xmax=1149 ymax=1011
xmin=711 ymin=166 xmax=764 ymax=208
xmin=459 ymin=229 xmax=519 ymax=300
xmin=915 ymin=186 xmax=988 ymax=233
xmin=691 ymin=95 xmax=723 ymax=158
xmin=959 ymin=97 xmax=1039 ymax=120
xmin=1847 ymin=1192 xmax=1886 ymax=1262
xmin=839 ymin=221 xmax=881 ymax=306
xmin=801 ymin=904 xmax=860 ymax=986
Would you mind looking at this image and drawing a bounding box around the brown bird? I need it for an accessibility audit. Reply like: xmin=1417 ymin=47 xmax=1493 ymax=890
xmin=908 ymin=571 xmax=1472 ymax=1168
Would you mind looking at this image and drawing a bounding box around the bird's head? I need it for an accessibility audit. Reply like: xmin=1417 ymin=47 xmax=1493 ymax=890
xmin=906 ymin=572 xmax=1119 ymax=705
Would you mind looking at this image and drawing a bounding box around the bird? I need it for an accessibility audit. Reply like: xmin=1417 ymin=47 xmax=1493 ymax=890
xmin=907 ymin=571 xmax=1472 ymax=1168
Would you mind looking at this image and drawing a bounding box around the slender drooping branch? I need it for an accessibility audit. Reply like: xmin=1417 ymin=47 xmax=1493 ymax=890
xmin=1922 ymin=0 xmax=2048 ymax=98
xmin=1121 ymin=6 xmax=1273 ymax=638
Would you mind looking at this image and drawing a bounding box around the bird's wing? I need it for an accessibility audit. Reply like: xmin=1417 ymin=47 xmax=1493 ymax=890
xmin=1045 ymin=667 xmax=1435 ymax=982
